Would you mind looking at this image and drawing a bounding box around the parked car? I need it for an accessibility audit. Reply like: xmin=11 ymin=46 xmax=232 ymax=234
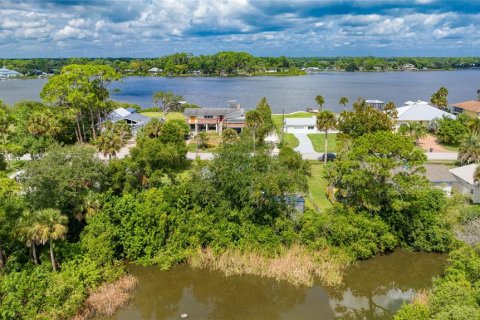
xmin=319 ymin=153 xmax=336 ymax=162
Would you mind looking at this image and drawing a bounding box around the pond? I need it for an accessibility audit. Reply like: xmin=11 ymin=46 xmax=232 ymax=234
xmin=104 ymin=250 xmax=446 ymax=320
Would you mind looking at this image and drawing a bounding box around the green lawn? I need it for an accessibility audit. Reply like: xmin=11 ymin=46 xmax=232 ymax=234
xmin=282 ymin=133 xmax=299 ymax=149
xmin=307 ymin=133 xmax=338 ymax=153
xmin=272 ymin=112 xmax=314 ymax=149
xmin=305 ymin=161 xmax=333 ymax=212
xmin=141 ymin=111 xmax=184 ymax=121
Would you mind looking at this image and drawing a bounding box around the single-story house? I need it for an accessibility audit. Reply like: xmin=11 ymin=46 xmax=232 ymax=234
xmin=184 ymin=104 xmax=245 ymax=134
xmin=284 ymin=117 xmax=318 ymax=133
xmin=106 ymin=108 xmax=150 ymax=132
xmin=396 ymin=100 xmax=455 ymax=127
xmin=0 ymin=66 xmax=21 ymax=78
xmin=449 ymin=164 xmax=480 ymax=203
xmin=107 ymin=108 xmax=131 ymax=120
xmin=424 ymin=164 xmax=456 ymax=197
xmin=366 ymin=99 xmax=385 ymax=110
xmin=450 ymin=98 xmax=480 ymax=118
xmin=147 ymin=67 xmax=162 ymax=74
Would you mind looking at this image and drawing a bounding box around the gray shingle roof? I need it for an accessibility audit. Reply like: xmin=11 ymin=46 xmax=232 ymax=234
xmin=424 ymin=164 xmax=456 ymax=183
xmin=116 ymin=113 xmax=150 ymax=124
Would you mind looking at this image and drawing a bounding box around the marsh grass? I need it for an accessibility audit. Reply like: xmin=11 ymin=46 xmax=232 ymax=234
xmin=189 ymin=245 xmax=350 ymax=287
xmin=411 ymin=289 xmax=429 ymax=305
xmin=72 ymin=275 xmax=138 ymax=320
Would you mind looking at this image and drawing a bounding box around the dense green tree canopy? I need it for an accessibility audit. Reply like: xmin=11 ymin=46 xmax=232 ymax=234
xmin=337 ymin=98 xmax=396 ymax=138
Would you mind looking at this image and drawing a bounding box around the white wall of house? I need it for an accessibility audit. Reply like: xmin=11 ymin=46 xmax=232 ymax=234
xmin=452 ymin=179 xmax=480 ymax=203
xmin=284 ymin=125 xmax=318 ymax=134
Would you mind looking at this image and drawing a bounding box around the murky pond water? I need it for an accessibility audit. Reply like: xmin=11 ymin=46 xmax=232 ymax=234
xmin=105 ymin=250 xmax=446 ymax=320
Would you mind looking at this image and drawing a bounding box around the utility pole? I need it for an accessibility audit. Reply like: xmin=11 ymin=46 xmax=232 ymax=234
xmin=281 ymin=108 xmax=285 ymax=145
xmin=195 ymin=132 xmax=199 ymax=158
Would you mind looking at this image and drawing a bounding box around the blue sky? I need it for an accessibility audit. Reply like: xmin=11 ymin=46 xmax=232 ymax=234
xmin=1 ymin=0 xmax=480 ymax=58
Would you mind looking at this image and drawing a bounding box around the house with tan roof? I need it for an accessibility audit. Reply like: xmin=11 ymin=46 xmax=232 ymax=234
xmin=450 ymin=91 xmax=480 ymax=118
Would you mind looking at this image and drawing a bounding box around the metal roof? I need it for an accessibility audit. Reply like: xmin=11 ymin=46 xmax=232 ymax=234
xmin=285 ymin=117 xmax=316 ymax=126
xmin=397 ymin=101 xmax=455 ymax=121
xmin=449 ymin=164 xmax=479 ymax=185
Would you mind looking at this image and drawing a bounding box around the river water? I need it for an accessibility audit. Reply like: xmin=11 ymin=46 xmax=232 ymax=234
xmin=1 ymin=70 xmax=480 ymax=113
xmin=105 ymin=250 xmax=446 ymax=320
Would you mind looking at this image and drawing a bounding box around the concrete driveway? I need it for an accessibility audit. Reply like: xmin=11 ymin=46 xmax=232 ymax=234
xmin=293 ymin=133 xmax=319 ymax=152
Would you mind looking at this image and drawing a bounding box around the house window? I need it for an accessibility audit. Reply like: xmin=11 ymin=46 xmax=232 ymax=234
xmin=204 ymin=115 xmax=213 ymax=119
xmin=308 ymin=126 xmax=314 ymax=130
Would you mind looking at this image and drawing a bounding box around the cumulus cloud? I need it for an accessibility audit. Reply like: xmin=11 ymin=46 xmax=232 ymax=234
xmin=0 ymin=0 xmax=479 ymax=57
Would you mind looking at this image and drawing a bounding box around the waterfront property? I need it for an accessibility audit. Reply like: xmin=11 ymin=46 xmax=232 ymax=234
xmin=365 ymin=99 xmax=385 ymax=109
xmin=450 ymin=93 xmax=480 ymax=117
xmin=284 ymin=116 xmax=318 ymax=133
xmin=396 ymin=100 xmax=455 ymax=127
xmin=449 ymin=163 xmax=480 ymax=203
xmin=424 ymin=164 xmax=456 ymax=197
xmin=107 ymin=107 xmax=150 ymax=132
xmin=0 ymin=66 xmax=21 ymax=78
xmin=147 ymin=67 xmax=162 ymax=74
xmin=183 ymin=102 xmax=245 ymax=134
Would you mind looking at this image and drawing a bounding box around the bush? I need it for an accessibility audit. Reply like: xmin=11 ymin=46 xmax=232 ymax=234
xmin=436 ymin=117 xmax=467 ymax=145
xmin=299 ymin=208 xmax=397 ymax=259
xmin=394 ymin=302 xmax=429 ymax=320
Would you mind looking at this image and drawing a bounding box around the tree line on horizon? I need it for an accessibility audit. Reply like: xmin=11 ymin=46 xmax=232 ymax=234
xmin=2 ymin=52 xmax=480 ymax=76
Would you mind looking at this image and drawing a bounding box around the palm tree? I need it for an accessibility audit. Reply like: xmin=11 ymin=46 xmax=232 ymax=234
xmin=16 ymin=211 xmax=41 ymax=265
xmin=468 ymin=118 xmax=480 ymax=136
xmin=245 ymin=110 xmax=263 ymax=152
xmin=316 ymin=110 xmax=337 ymax=165
xmin=474 ymin=166 xmax=480 ymax=184
xmin=0 ymin=106 xmax=14 ymax=168
xmin=143 ymin=118 xmax=163 ymax=138
xmin=339 ymin=96 xmax=348 ymax=108
xmin=35 ymin=208 xmax=68 ymax=271
xmin=459 ymin=134 xmax=480 ymax=165
xmin=315 ymin=95 xmax=325 ymax=112
xmin=95 ymin=131 xmax=122 ymax=159
xmin=399 ymin=122 xmax=427 ymax=146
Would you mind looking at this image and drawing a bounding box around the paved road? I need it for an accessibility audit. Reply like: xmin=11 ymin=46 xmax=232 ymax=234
xmin=426 ymin=152 xmax=458 ymax=161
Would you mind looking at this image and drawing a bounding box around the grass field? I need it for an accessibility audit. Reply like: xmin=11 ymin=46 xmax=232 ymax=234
xmin=307 ymin=133 xmax=338 ymax=153
xmin=282 ymin=133 xmax=299 ymax=149
xmin=140 ymin=112 xmax=184 ymax=121
xmin=305 ymin=161 xmax=332 ymax=212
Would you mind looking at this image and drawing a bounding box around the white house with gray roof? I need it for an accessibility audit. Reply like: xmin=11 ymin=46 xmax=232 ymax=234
xmin=284 ymin=116 xmax=318 ymax=133
xmin=396 ymin=100 xmax=455 ymax=128
xmin=106 ymin=108 xmax=150 ymax=132
xmin=0 ymin=66 xmax=21 ymax=78
xmin=449 ymin=164 xmax=480 ymax=203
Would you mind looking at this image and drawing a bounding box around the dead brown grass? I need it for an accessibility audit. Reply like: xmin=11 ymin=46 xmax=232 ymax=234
xmin=189 ymin=245 xmax=350 ymax=287
xmin=411 ymin=289 xmax=429 ymax=306
xmin=72 ymin=275 xmax=138 ymax=320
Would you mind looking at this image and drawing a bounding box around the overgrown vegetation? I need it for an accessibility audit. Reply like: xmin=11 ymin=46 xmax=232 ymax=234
xmin=0 ymin=64 xmax=477 ymax=319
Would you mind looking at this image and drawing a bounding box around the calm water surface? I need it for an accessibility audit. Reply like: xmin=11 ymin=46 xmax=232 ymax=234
xmin=105 ymin=250 xmax=446 ymax=320
xmin=1 ymin=70 xmax=480 ymax=113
